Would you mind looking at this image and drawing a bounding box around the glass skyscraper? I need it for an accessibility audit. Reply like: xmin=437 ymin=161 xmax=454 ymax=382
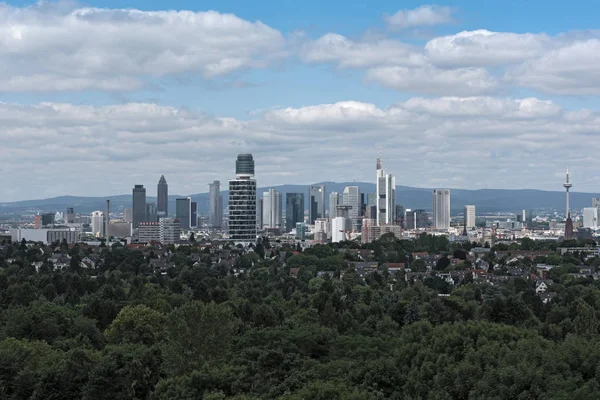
xmin=285 ymin=193 xmax=304 ymax=233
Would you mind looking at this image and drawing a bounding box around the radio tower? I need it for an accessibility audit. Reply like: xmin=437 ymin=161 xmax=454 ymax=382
xmin=563 ymin=169 xmax=574 ymax=240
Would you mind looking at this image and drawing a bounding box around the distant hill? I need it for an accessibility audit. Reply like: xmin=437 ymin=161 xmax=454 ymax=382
xmin=1 ymin=181 xmax=598 ymax=215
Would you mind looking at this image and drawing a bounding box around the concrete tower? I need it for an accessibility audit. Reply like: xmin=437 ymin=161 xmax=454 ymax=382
xmin=563 ymin=169 xmax=574 ymax=239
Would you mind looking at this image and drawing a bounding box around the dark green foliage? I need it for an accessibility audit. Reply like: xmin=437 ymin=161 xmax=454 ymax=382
xmin=1 ymin=237 xmax=600 ymax=399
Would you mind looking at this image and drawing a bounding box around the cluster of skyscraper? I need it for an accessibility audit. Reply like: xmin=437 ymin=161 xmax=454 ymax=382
xmin=130 ymin=175 xmax=223 ymax=232
xmin=225 ymin=152 xmax=458 ymax=245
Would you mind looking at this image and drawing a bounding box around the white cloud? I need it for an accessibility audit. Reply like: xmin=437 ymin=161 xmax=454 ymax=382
xmin=507 ymin=39 xmax=600 ymax=95
xmin=0 ymin=3 xmax=284 ymax=92
xmin=385 ymin=5 xmax=454 ymax=30
xmin=2 ymin=98 xmax=600 ymax=201
xmin=425 ymin=30 xmax=551 ymax=67
xmin=301 ymin=33 xmax=424 ymax=68
xmin=365 ymin=65 xmax=498 ymax=96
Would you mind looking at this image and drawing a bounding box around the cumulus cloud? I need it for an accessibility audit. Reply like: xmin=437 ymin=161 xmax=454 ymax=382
xmin=2 ymin=98 xmax=600 ymax=201
xmin=301 ymin=33 xmax=424 ymax=68
xmin=506 ymin=39 xmax=600 ymax=95
xmin=425 ymin=30 xmax=552 ymax=67
xmin=365 ymin=66 xmax=498 ymax=96
xmin=385 ymin=5 xmax=454 ymax=30
xmin=0 ymin=2 xmax=284 ymax=92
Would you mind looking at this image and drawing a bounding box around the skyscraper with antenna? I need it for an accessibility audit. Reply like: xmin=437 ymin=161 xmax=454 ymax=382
xmin=376 ymin=148 xmax=396 ymax=226
xmin=563 ymin=169 xmax=574 ymax=240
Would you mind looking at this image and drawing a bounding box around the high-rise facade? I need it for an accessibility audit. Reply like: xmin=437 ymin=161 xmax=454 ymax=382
xmin=286 ymin=193 xmax=304 ymax=233
xmin=376 ymin=157 xmax=396 ymax=225
xmin=432 ymin=189 xmax=451 ymax=230
xmin=146 ymin=203 xmax=157 ymax=223
xmin=157 ymin=175 xmax=168 ymax=217
xmin=262 ymin=189 xmax=282 ymax=229
xmin=405 ymin=209 xmax=429 ymax=229
xmin=309 ymin=184 xmax=326 ymax=224
xmin=65 ymin=207 xmax=75 ymax=224
xmin=583 ymin=207 xmax=598 ymax=229
xmin=464 ymin=205 xmax=476 ymax=229
xmin=132 ymin=184 xmax=146 ymax=228
xmin=159 ymin=218 xmax=181 ymax=244
xmin=229 ymin=154 xmax=257 ymax=244
xmin=331 ymin=217 xmax=347 ymax=243
xmin=190 ymin=202 xmax=198 ymax=228
xmin=175 ymin=197 xmax=191 ymax=230
xmin=209 ymin=180 xmax=223 ymax=228
xmin=329 ymin=192 xmax=341 ymax=218
xmin=91 ymin=211 xmax=104 ymax=237
xmin=138 ymin=222 xmax=161 ymax=243
xmin=343 ymin=186 xmax=361 ymax=231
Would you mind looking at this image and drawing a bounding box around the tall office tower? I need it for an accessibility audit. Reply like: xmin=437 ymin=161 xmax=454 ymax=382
xmin=190 ymin=202 xmax=198 ymax=228
xmin=229 ymin=154 xmax=257 ymax=245
xmin=563 ymin=169 xmax=574 ymax=239
xmin=159 ymin=218 xmax=181 ymax=244
xmin=209 ymin=180 xmax=222 ymax=228
xmin=583 ymin=207 xmax=598 ymax=229
xmin=132 ymin=184 xmax=146 ymax=228
xmin=405 ymin=209 xmax=429 ymax=229
xmin=395 ymin=205 xmax=406 ymax=228
xmin=432 ymin=189 xmax=451 ymax=230
xmin=376 ymin=156 xmax=396 ymax=225
xmin=41 ymin=213 xmax=55 ymax=227
xmin=464 ymin=205 xmax=476 ymax=229
xmin=145 ymin=203 xmax=157 ymax=223
xmin=331 ymin=217 xmax=347 ymax=243
xmin=366 ymin=193 xmax=377 ymax=207
xmin=309 ymin=184 xmax=326 ymax=224
xmin=176 ymin=197 xmax=191 ymax=230
xmin=593 ymin=198 xmax=600 ymax=214
xmin=157 ymin=175 xmax=168 ymax=217
xmin=262 ymin=189 xmax=282 ymax=229
xmin=65 ymin=207 xmax=75 ymax=224
xmin=329 ymin=192 xmax=341 ymax=218
xmin=91 ymin=211 xmax=105 ymax=237
xmin=286 ymin=193 xmax=305 ymax=233
xmin=257 ymin=198 xmax=263 ymax=230
xmin=343 ymin=186 xmax=361 ymax=231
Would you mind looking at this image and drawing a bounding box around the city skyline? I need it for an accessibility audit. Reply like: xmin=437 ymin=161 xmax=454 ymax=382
xmin=2 ymin=1 xmax=600 ymax=201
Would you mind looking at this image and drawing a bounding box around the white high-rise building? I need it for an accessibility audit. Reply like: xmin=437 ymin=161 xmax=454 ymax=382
xmin=91 ymin=211 xmax=105 ymax=237
xmin=262 ymin=189 xmax=282 ymax=229
xmin=159 ymin=218 xmax=181 ymax=244
xmin=376 ymin=156 xmax=396 ymax=226
xmin=229 ymin=154 xmax=257 ymax=245
xmin=331 ymin=217 xmax=347 ymax=243
xmin=314 ymin=218 xmax=330 ymax=243
xmin=342 ymin=186 xmax=361 ymax=231
xmin=464 ymin=205 xmax=476 ymax=229
xmin=433 ymin=189 xmax=451 ymax=230
xmin=583 ymin=207 xmax=598 ymax=229
xmin=329 ymin=192 xmax=341 ymax=218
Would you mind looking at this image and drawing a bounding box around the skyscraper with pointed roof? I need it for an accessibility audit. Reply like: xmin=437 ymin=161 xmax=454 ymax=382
xmin=157 ymin=175 xmax=168 ymax=217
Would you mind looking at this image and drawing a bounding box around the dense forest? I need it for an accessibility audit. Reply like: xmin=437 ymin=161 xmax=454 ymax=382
xmin=1 ymin=235 xmax=600 ymax=399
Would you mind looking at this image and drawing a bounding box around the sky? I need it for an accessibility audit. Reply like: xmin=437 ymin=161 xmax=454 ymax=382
xmin=1 ymin=0 xmax=600 ymax=201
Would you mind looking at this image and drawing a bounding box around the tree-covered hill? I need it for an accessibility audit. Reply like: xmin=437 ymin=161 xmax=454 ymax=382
xmin=1 ymin=236 xmax=600 ymax=399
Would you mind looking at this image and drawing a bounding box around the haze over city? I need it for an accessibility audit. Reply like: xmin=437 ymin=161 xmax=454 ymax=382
xmin=2 ymin=0 xmax=600 ymax=201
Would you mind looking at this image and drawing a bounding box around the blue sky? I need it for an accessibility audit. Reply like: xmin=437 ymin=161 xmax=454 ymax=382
xmin=1 ymin=0 xmax=600 ymax=200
